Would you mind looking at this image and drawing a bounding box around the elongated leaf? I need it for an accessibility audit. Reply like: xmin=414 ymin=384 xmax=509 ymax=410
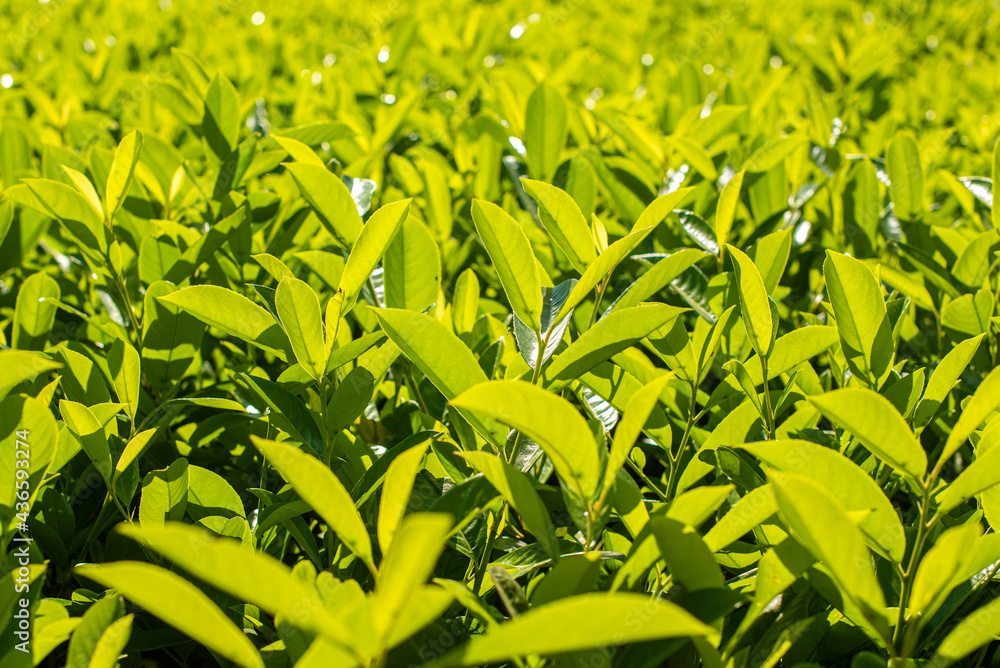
xmin=704 ymin=485 xmax=777 ymax=552
xmin=810 ymin=388 xmax=926 ymax=480
xmin=88 ymin=614 xmax=133 ymax=668
xmin=158 ymin=285 xmax=292 ymax=360
xmin=886 ymin=132 xmax=923 ymax=221
xmin=545 ymin=304 xmax=687 ymax=388
xmin=608 ymin=248 xmax=707 ymax=313
xmin=714 ymin=169 xmax=745 ymax=252
xmin=275 ymin=277 xmax=326 ymax=379
xmin=374 ymin=513 xmax=453 ymax=647
xmin=22 ymin=178 xmax=108 ymax=253
xmin=285 ymin=162 xmax=364 ymax=248
xmin=602 ymin=374 xmax=673 ymax=499
xmin=936 ymin=442 xmax=1000 ymax=513
xmin=521 ymin=178 xmax=596 ymax=272
xmin=471 ymin=199 xmax=542 ymax=330
xmin=742 ymin=440 xmax=906 ymax=562
xmin=524 ymin=82 xmax=567 ymax=183
xmin=554 ymin=225 xmax=655 ymax=323
xmin=105 ymin=130 xmax=142 ymax=221
xmin=107 ymin=338 xmax=141 ymax=420
xmin=251 ymin=437 xmax=375 ymax=573
xmin=13 ymin=271 xmax=60 ymax=350
xmin=435 ymin=593 xmax=713 ymax=666
xmin=937 ymin=366 xmax=1000 ymax=468
xmin=335 ymin=199 xmax=411 ymax=315
xmin=824 ymin=250 xmax=893 ymax=388
xmin=908 ymin=524 xmax=980 ymax=624
xmin=727 ymin=244 xmax=773 ymax=357
xmin=770 ymin=472 xmax=890 ymax=632
xmin=74 ymin=562 xmax=264 ymax=668
xmin=934 ymin=593 xmax=1000 ymax=666
xmin=462 ymin=451 xmax=559 ymax=559
xmin=513 ymin=279 xmax=576 ymax=369
xmin=384 ymin=215 xmax=440 ymax=313
xmin=915 ymin=334 xmax=983 ymax=428
xmin=452 ymin=380 xmax=601 ymax=500
xmin=60 ymin=400 xmax=114 ymax=485
xmin=118 ymin=523 xmax=355 ymax=648
xmin=377 ymin=441 xmax=432 ymax=552
xmin=67 ymin=594 xmax=123 ymax=668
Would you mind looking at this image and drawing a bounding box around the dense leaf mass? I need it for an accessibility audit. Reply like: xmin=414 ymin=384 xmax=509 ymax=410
xmin=2 ymin=1 xmax=1000 ymax=666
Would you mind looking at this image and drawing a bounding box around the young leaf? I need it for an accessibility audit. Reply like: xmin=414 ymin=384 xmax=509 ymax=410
xmin=524 ymin=82 xmax=567 ymax=183
xmin=275 ymin=277 xmax=327 ymax=379
xmin=158 ymin=285 xmax=292 ymax=360
xmin=434 ymin=593 xmax=713 ymax=667
xmin=139 ymin=458 xmax=189 ymax=525
xmin=377 ymin=440 xmax=432 ymax=553
xmin=914 ymin=334 xmax=984 ymax=428
xmin=12 ymin=271 xmax=60 ymax=351
xmin=935 ymin=442 xmax=1000 ymax=513
xmin=770 ymin=471 xmax=890 ymax=633
xmin=471 ymin=199 xmax=543 ymax=331
xmin=118 ymin=522 xmax=356 ymax=648
xmin=384 ymin=214 xmax=440 ymax=313
xmin=727 ymin=244 xmax=774 ymax=358
xmin=936 ymin=366 xmax=1000 ymax=471
xmin=251 ymin=436 xmax=375 ymax=573
xmin=107 ymin=337 xmax=141 ymax=421
xmin=462 ymin=451 xmax=559 ymax=559
xmin=105 ymin=130 xmax=143 ymax=221
xmin=74 ymin=561 xmax=264 ymax=668
xmin=285 ymin=162 xmax=364 ymax=248
xmin=451 ymin=380 xmax=601 ymax=500
xmin=601 ymin=374 xmax=673 ymax=502
xmin=908 ymin=524 xmax=980 ymax=624
xmin=714 ymin=169 xmax=745 ymax=253
xmin=809 ymin=388 xmax=926 ymax=480
xmin=335 ymin=199 xmax=412 ymax=315
xmin=521 ymin=178 xmax=597 ymax=273
xmin=824 ymin=250 xmax=893 ymax=388
xmin=88 ymin=614 xmax=133 ymax=668
xmin=886 ymin=131 xmax=923 ymax=221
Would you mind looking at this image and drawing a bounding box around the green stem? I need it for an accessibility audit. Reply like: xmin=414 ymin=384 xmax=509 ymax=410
xmin=760 ymin=355 xmax=775 ymax=438
xmin=623 ymin=457 xmax=668 ymax=502
xmin=666 ymin=380 xmax=698 ymax=501
xmin=587 ymin=280 xmax=608 ymax=329
xmin=894 ymin=481 xmax=934 ymax=656
xmin=507 ymin=329 xmax=547 ymax=463
xmin=464 ymin=503 xmax=505 ymax=636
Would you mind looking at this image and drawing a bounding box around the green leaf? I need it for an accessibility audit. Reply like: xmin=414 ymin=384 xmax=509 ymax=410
xmin=471 ymin=199 xmax=542 ymax=331
xmin=727 ymin=244 xmax=774 ymax=358
xmin=275 ymin=277 xmax=326 ymax=379
xmin=158 ymin=285 xmax=292 ymax=360
xmin=994 ymin=139 xmax=1000 ymax=230
xmin=770 ymin=471 xmax=890 ymax=634
xmin=714 ymin=170 xmax=745 ymax=252
xmin=373 ymin=513 xmax=453 ymax=648
xmin=703 ymin=485 xmax=777 ymax=552
xmin=937 ymin=366 xmax=1000 ymax=469
xmin=105 ymin=130 xmax=142 ymax=220
xmin=13 ymin=271 xmax=60 ymax=350
xmin=824 ymin=250 xmax=893 ymax=388
xmin=372 ymin=308 xmax=502 ymax=448
xmin=649 ymin=515 xmax=723 ymax=591
xmin=886 ymin=131 xmax=923 ymax=221
xmin=809 ymin=388 xmax=926 ymax=480
xmin=545 ymin=304 xmax=687 ymax=389
xmin=908 ymin=524 xmax=980 ymax=625
xmin=554 ymin=225 xmax=657 ymax=324
xmin=934 ymin=592 xmax=1000 ymax=666
xmin=521 ymin=178 xmax=597 ymax=273
xmin=66 ymin=594 xmax=123 ymax=668
xmin=74 ymin=561 xmax=264 ymax=668
xmin=335 ymin=199 xmax=412 ymax=315
xmin=601 ymin=374 xmax=673 ymax=501
xmin=250 ymin=436 xmax=375 ymax=573
xmin=107 ymin=338 xmax=141 ymax=421
xmin=434 ymin=593 xmax=713 ymax=666
xmin=118 ymin=522 xmax=356 ymax=649
xmin=936 ymin=441 xmax=1000 ymax=513
xmin=741 ymin=440 xmax=906 ymax=562
xmin=723 ymin=359 xmax=764 ymax=422
xmin=88 ymin=614 xmax=133 ymax=668
xmin=384 ymin=215 xmax=440 ymax=313
xmin=139 ymin=458 xmax=189 ymax=524
xmin=202 ymin=72 xmax=240 ymax=160
xmin=285 ymin=162 xmax=364 ymax=248
xmin=377 ymin=440 xmax=432 ymax=553
xmin=513 ymin=279 xmax=577 ymax=369
xmin=60 ymin=400 xmax=114 ymax=486
xmin=22 ymin=178 xmax=108 ymax=254
xmin=462 ymin=451 xmax=559 ymax=560
xmin=452 ymin=380 xmax=601 ymax=500
xmin=452 ymin=268 xmax=480 ymax=334
xmin=524 ymin=82 xmax=567 ymax=183
xmin=914 ymin=334 xmax=983 ymax=428
xmin=609 ymin=248 xmax=707 ymax=313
